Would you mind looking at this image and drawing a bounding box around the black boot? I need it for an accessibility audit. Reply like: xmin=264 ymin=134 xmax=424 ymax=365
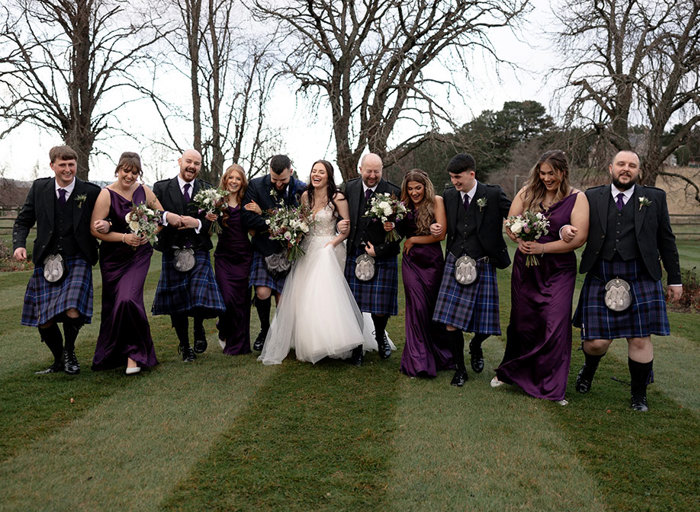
xmin=62 ymin=317 xmax=83 ymax=375
xmin=350 ymin=345 xmax=363 ymax=367
xmin=469 ymin=333 xmax=489 ymax=373
xmin=448 ymin=329 xmax=468 ymax=386
xmin=372 ymin=314 xmax=391 ymax=359
xmin=253 ymin=296 xmax=271 ymax=351
xmin=193 ymin=315 xmax=208 ymax=354
xmin=575 ymin=348 xmax=603 ymax=394
xmin=172 ymin=315 xmax=195 ymax=362
xmin=629 ymin=358 xmax=653 ymax=412
xmin=36 ymin=324 xmax=64 ymax=374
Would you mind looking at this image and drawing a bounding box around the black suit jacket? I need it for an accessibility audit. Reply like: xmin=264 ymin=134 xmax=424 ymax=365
xmin=242 ymin=174 xmax=305 ymax=256
xmin=443 ymin=182 xmax=511 ymax=269
xmin=153 ymin=176 xmax=214 ymax=253
xmin=343 ymin=178 xmax=402 ymax=259
xmin=13 ymin=177 xmax=101 ymax=265
xmin=579 ymin=184 xmax=681 ymax=284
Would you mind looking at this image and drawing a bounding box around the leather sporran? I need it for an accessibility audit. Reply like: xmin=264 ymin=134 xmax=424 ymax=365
xmin=355 ymin=253 xmax=375 ymax=281
xmin=173 ymin=248 xmax=195 ymax=272
xmin=265 ymin=252 xmax=291 ymax=278
xmin=454 ymin=255 xmax=477 ymax=285
xmin=43 ymin=254 xmax=66 ymax=283
xmin=604 ymin=278 xmax=632 ymax=312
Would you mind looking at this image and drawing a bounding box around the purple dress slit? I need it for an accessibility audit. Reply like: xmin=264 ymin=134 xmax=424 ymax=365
xmin=496 ymin=193 xmax=579 ymax=401
xmin=92 ymin=186 xmax=158 ymax=370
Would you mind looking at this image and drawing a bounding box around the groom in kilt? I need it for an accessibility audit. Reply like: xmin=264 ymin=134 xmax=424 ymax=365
xmin=343 ymin=153 xmax=401 ymax=366
xmin=152 ymin=149 xmax=225 ymax=362
xmin=243 ymin=154 xmax=305 ymax=351
xmin=432 ymin=154 xmax=511 ymax=386
xmin=13 ymin=145 xmax=103 ymax=374
xmin=572 ymin=150 xmax=682 ymax=412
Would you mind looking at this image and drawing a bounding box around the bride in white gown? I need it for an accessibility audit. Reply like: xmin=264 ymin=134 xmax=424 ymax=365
xmin=259 ymin=160 xmax=391 ymax=365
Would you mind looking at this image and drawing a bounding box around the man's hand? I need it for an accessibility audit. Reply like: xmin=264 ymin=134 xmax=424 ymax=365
xmin=667 ymin=285 xmax=683 ymax=302
xmin=179 ymin=216 xmax=199 ymax=229
xmin=560 ymin=224 xmax=578 ymax=243
xmin=429 ymin=223 xmax=442 ymax=238
xmin=13 ymin=247 xmax=27 ymax=261
xmin=165 ymin=212 xmax=182 ymax=227
xmin=365 ymin=241 xmax=377 ymax=257
xmin=93 ymin=219 xmax=110 ymax=234
xmin=337 ymin=219 xmax=350 ymax=234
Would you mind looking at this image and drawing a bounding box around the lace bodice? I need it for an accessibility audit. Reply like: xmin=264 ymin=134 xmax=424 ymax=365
xmin=309 ymin=203 xmax=338 ymax=237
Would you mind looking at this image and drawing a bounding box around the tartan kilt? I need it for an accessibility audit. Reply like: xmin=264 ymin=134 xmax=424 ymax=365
xmin=432 ymin=253 xmax=501 ymax=335
xmin=249 ymin=251 xmax=286 ymax=293
xmin=573 ymin=258 xmax=670 ymax=340
xmin=21 ymin=256 xmax=93 ymax=327
xmin=344 ymin=249 xmax=398 ymax=316
xmin=152 ymin=250 xmax=225 ymax=317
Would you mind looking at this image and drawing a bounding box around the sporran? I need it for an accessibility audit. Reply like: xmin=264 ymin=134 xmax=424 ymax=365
xmin=43 ymin=253 xmax=65 ymax=283
xmin=173 ymin=248 xmax=195 ymax=272
xmin=265 ymin=252 xmax=291 ymax=278
xmin=355 ymin=253 xmax=375 ymax=282
xmin=604 ymin=277 xmax=632 ymax=312
xmin=454 ymin=255 xmax=478 ymax=285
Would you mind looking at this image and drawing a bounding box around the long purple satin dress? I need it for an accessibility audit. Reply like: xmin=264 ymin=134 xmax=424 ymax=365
xmin=400 ymin=210 xmax=453 ymax=377
xmin=92 ymin=186 xmax=158 ymax=370
xmin=214 ymin=205 xmax=253 ymax=355
xmin=496 ymin=193 xmax=579 ymax=401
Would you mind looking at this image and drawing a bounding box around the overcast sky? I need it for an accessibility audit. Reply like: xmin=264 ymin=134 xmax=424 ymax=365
xmin=1 ymin=0 xmax=560 ymax=185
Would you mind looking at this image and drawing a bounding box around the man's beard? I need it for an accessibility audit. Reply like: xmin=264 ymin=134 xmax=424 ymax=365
xmin=612 ymin=176 xmax=636 ymax=191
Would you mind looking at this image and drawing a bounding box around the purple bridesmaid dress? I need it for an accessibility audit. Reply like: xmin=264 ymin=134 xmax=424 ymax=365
xmin=400 ymin=210 xmax=454 ymax=377
xmin=496 ymin=193 xmax=579 ymax=401
xmin=214 ymin=205 xmax=253 ymax=354
xmin=92 ymin=186 xmax=158 ymax=370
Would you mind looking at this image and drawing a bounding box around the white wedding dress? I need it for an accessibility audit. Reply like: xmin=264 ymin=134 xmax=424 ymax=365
xmin=259 ymin=204 xmax=394 ymax=365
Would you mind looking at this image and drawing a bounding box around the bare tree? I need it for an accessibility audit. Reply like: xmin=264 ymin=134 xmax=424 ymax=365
xmin=555 ymin=0 xmax=700 ymax=201
xmin=251 ymin=0 xmax=529 ymax=181
xmin=0 ymin=0 xmax=166 ymax=179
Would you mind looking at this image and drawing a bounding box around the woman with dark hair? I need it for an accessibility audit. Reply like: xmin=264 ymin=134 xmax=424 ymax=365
xmin=398 ymin=169 xmax=452 ymax=377
xmin=90 ymin=152 xmax=164 ymax=374
xmin=259 ymin=160 xmax=377 ymax=364
xmin=210 ymin=164 xmax=259 ymax=354
xmin=492 ymin=150 xmax=589 ymax=403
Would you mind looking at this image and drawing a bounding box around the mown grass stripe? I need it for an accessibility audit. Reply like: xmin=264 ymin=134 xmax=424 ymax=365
xmin=160 ymin=355 xmax=401 ymax=512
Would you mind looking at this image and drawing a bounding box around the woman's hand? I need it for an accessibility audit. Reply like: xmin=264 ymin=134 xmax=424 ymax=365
xmin=245 ymin=200 xmax=262 ymax=215
xmin=518 ymin=240 xmax=544 ymax=255
xmin=324 ymin=241 xmax=336 ymax=249
xmin=205 ymin=212 xmax=218 ymax=222
xmin=403 ymin=237 xmax=415 ymax=254
xmin=505 ymin=225 xmax=517 ymax=242
xmin=383 ymin=221 xmax=394 ymax=232
xmin=365 ymin=241 xmax=377 ymax=257
xmin=123 ymin=233 xmax=147 ymax=246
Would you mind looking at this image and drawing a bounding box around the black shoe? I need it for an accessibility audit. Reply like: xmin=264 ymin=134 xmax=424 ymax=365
xmin=350 ymin=346 xmax=363 ymax=367
xmin=62 ymin=350 xmax=80 ymax=375
xmin=575 ymin=366 xmax=593 ymax=394
xmin=631 ymin=393 xmax=649 ymax=412
xmin=450 ymin=370 xmax=468 ymax=387
xmin=253 ymin=330 xmax=267 ymax=352
xmin=179 ymin=345 xmax=196 ymax=362
xmin=35 ymin=361 xmax=64 ymax=374
xmin=193 ymin=336 xmax=208 ymax=354
xmin=469 ymin=342 xmax=484 ymax=373
xmin=378 ymin=336 xmax=392 ymax=360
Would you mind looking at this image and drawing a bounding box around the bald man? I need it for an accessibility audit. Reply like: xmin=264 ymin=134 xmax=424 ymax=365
xmin=151 ymin=149 xmax=225 ymax=362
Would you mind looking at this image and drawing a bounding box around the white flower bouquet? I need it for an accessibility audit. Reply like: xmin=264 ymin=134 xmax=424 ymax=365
xmin=266 ymin=204 xmax=314 ymax=261
xmin=126 ymin=203 xmax=161 ymax=245
xmin=193 ymin=188 xmax=229 ymax=216
xmin=364 ymin=193 xmax=408 ymax=242
xmin=505 ymin=210 xmax=550 ymax=266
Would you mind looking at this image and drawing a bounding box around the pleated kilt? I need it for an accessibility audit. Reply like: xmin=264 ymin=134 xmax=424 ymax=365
xmin=21 ymin=256 xmax=93 ymax=327
xmin=344 ymin=249 xmax=398 ymax=316
xmin=573 ymin=258 xmax=669 ymax=340
xmin=432 ymin=253 xmax=501 ymax=335
xmin=152 ymin=250 xmax=225 ymax=317
xmin=249 ymin=251 xmax=286 ymax=293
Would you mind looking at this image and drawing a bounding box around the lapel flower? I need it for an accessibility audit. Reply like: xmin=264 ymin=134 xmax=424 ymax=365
xmin=74 ymin=194 xmax=87 ymax=208
xmin=638 ymin=196 xmax=651 ymax=211
xmin=476 ymin=197 xmax=487 ymax=211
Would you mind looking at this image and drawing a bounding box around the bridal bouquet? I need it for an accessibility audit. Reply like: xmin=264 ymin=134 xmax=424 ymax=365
xmin=266 ymin=204 xmax=314 ymax=261
xmin=505 ymin=210 xmax=550 ymax=267
xmin=364 ymin=193 xmax=408 ymax=242
xmin=193 ymin=188 xmax=229 ymax=234
xmin=126 ymin=203 xmax=162 ymax=245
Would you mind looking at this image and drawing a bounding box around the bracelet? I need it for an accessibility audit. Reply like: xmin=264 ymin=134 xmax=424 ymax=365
xmin=122 ymin=233 xmax=126 ymax=243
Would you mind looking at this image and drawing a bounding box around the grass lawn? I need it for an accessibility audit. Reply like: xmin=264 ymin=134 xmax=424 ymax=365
xmin=0 ymin=242 xmax=697 ymax=511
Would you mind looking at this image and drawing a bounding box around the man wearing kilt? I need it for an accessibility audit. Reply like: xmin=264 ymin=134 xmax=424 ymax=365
xmin=572 ymin=150 xmax=682 ymax=412
xmin=343 ymin=153 xmax=401 ymax=366
xmin=432 ymin=154 xmax=511 ymax=386
xmin=242 ymin=154 xmax=305 ymax=351
xmin=13 ymin=145 xmax=103 ymax=374
xmin=152 ymin=149 xmax=225 ymax=362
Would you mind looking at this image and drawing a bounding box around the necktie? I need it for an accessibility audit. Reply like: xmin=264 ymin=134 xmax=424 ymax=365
xmin=616 ymin=192 xmax=624 ymax=211
xmin=463 ymin=193 xmax=470 ymax=211
xmin=58 ymin=188 xmax=67 ymax=206
xmin=365 ymin=188 xmax=373 ymax=201
xmin=183 ymin=183 xmax=191 ymax=203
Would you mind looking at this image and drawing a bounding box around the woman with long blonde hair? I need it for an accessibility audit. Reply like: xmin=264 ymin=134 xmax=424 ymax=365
xmin=397 ymin=169 xmax=451 ymax=377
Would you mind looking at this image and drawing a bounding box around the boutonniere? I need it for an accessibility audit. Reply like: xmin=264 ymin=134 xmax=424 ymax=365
xmin=476 ymin=197 xmax=487 ymax=211
xmin=638 ymin=197 xmax=651 ymax=211
xmin=74 ymin=194 xmax=87 ymax=208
